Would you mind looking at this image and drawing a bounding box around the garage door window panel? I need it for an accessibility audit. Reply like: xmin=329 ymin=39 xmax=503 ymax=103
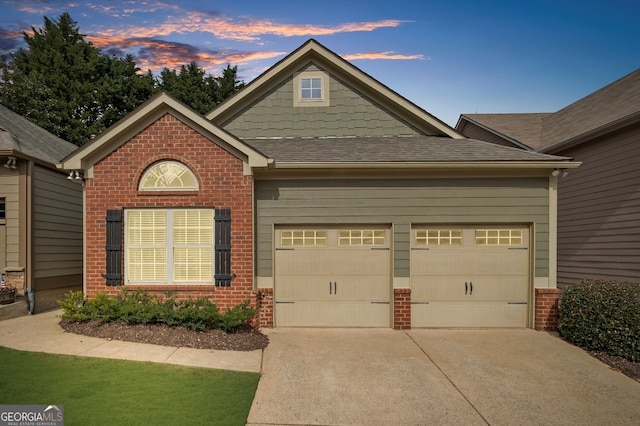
xmin=280 ymin=230 xmax=327 ymax=247
xmin=415 ymin=229 xmax=462 ymax=246
xmin=338 ymin=229 xmax=386 ymax=246
xmin=475 ymin=229 xmax=523 ymax=246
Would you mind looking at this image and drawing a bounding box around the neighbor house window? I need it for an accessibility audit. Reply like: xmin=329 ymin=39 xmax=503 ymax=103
xmin=139 ymin=161 xmax=198 ymax=191
xmin=125 ymin=209 xmax=214 ymax=283
xmin=293 ymin=70 xmax=330 ymax=107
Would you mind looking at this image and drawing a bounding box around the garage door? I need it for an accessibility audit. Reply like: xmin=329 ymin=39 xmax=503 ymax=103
xmin=411 ymin=225 xmax=530 ymax=327
xmin=275 ymin=226 xmax=391 ymax=327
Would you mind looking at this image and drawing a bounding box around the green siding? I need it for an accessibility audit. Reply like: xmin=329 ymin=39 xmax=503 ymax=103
xmin=222 ymin=64 xmax=422 ymax=139
xmin=255 ymin=178 xmax=550 ymax=279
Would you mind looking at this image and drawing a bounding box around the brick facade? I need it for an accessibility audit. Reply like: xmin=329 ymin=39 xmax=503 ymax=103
xmin=84 ymin=114 xmax=256 ymax=314
xmin=534 ymin=288 xmax=561 ymax=331
xmin=393 ymin=288 xmax=411 ymax=330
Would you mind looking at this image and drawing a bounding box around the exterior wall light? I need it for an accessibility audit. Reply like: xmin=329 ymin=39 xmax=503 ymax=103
xmin=3 ymin=156 xmax=17 ymax=169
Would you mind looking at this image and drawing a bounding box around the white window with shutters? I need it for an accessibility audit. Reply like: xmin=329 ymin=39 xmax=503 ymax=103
xmin=125 ymin=209 xmax=214 ymax=283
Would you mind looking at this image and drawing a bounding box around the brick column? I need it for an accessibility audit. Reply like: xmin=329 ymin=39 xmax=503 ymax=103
xmin=256 ymin=288 xmax=274 ymax=328
xmin=393 ymin=288 xmax=411 ymax=330
xmin=535 ymin=288 xmax=560 ymax=331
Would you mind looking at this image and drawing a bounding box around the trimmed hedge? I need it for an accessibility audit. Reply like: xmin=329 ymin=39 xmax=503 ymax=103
xmin=558 ymin=280 xmax=640 ymax=362
xmin=59 ymin=289 xmax=257 ymax=332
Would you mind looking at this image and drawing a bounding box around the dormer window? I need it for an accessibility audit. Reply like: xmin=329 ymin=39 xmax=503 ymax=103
xmin=293 ymin=70 xmax=330 ymax=107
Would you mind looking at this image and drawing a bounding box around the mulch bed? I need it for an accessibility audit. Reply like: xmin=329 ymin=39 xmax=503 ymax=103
xmin=60 ymin=319 xmax=269 ymax=352
xmin=588 ymin=351 xmax=640 ymax=382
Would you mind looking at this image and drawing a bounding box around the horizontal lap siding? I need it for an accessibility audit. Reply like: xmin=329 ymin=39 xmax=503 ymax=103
xmin=0 ymin=171 xmax=19 ymax=266
xmin=256 ymin=178 xmax=549 ymax=278
xmin=33 ymin=166 xmax=83 ymax=278
xmin=556 ymin=124 xmax=640 ymax=288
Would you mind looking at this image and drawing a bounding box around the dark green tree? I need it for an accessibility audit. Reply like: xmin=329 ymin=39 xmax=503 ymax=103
xmin=158 ymin=63 xmax=245 ymax=114
xmin=0 ymin=13 xmax=155 ymax=145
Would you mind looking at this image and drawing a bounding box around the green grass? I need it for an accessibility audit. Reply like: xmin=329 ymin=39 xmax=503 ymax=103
xmin=0 ymin=346 xmax=259 ymax=425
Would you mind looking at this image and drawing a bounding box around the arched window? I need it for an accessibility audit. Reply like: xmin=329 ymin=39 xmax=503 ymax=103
xmin=139 ymin=161 xmax=198 ymax=191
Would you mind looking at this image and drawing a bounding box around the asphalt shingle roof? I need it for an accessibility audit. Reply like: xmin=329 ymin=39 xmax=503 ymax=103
xmin=0 ymin=103 xmax=78 ymax=164
xmin=541 ymin=68 xmax=640 ymax=149
xmin=460 ymin=113 xmax=551 ymax=150
xmin=245 ymin=136 xmax=570 ymax=163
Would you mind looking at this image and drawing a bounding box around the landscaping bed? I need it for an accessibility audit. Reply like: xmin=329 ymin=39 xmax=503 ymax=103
xmin=60 ymin=319 xmax=269 ymax=351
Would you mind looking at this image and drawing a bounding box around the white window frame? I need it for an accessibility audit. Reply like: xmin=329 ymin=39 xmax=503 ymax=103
xmin=293 ymin=71 xmax=330 ymax=107
xmin=125 ymin=209 xmax=215 ymax=284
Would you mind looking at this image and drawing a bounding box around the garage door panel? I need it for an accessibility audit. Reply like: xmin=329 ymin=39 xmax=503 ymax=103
xmin=276 ymin=301 xmax=390 ymax=327
xmin=275 ymin=227 xmax=391 ymax=327
xmin=411 ymin=225 xmax=530 ymax=328
xmin=412 ymin=302 xmax=528 ymax=327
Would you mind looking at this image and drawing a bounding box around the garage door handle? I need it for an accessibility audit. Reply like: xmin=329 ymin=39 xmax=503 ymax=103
xmin=329 ymin=281 xmax=332 ymax=294
xmin=469 ymin=281 xmax=473 ymax=295
xmin=465 ymin=282 xmax=468 ymax=294
xmin=329 ymin=281 xmax=337 ymax=294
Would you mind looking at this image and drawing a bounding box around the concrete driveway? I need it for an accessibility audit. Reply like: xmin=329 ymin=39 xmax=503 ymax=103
xmin=248 ymin=328 xmax=640 ymax=425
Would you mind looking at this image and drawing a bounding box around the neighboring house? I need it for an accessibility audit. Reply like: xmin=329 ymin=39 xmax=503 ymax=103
xmin=59 ymin=39 xmax=578 ymax=330
xmin=456 ymin=68 xmax=640 ymax=289
xmin=0 ymin=104 xmax=83 ymax=317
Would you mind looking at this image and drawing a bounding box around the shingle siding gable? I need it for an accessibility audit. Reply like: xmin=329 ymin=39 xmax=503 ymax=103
xmin=221 ymin=65 xmax=422 ymax=139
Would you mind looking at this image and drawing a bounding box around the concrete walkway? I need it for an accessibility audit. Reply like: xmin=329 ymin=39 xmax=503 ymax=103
xmin=249 ymin=328 xmax=640 ymax=425
xmin=0 ymin=310 xmax=261 ymax=373
xmin=2 ymin=312 xmax=640 ymax=425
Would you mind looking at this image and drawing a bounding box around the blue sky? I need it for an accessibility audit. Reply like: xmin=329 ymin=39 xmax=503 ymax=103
xmin=0 ymin=0 xmax=638 ymax=126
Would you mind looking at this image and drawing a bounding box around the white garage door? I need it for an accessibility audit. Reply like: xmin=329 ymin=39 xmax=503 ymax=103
xmin=275 ymin=226 xmax=391 ymax=327
xmin=411 ymin=225 xmax=530 ymax=327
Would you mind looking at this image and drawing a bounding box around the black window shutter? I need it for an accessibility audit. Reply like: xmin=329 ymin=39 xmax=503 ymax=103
xmin=105 ymin=210 xmax=123 ymax=286
xmin=214 ymin=208 xmax=232 ymax=286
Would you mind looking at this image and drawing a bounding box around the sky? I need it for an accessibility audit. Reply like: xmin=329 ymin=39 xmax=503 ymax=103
xmin=0 ymin=0 xmax=639 ymax=127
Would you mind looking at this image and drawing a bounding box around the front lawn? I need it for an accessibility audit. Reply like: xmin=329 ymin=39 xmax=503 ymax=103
xmin=0 ymin=346 xmax=259 ymax=425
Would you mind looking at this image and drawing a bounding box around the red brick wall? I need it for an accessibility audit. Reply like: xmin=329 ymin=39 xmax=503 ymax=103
xmin=393 ymin=288 xmax=411 ymax=330
xmin=84 ymin=113 xmax=255 ymax=313
xmin=256 ymin=288 xmax=274 ymax=328
xmin=535 ymin=288 xmax=560 ymax=331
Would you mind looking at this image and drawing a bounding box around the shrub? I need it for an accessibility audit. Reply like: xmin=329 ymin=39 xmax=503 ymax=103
xmin=59 ymin=289 xmax=257 ymax=332
xmin=558 ymin=280 xmax=640 ymax=362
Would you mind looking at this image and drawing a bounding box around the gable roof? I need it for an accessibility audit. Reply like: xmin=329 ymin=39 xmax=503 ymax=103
xmin=456 ymin=113 xmax=551 ymax=151
xmin=58 ymin=92 xmax=270 ymax=177
xmin=0 ymin=103 xmax=78 ymax=165
xmin=455 ymin=68 xmax=640 ymax=154
xmin=541 ymin=68 xmax=640 ymax=152
xmin=206 ymin=39 xmax=463 ymax=139
xmin=245 ymin=136 xmax=575 ymax=170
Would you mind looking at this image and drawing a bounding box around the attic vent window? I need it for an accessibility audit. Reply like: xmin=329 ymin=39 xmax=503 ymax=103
xmin=139 ymin=161 xmax=198 ymax=191
xmin=293 ymin=71 xmax=330 ymax=107
xmin=301 ymin=78 xmax=322 ymax=99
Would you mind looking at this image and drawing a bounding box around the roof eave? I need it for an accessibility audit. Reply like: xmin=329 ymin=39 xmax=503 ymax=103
xmin=269 ymin=161 xmax=581 ymax=170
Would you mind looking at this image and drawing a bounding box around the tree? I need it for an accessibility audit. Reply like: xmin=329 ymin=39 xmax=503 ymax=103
xmin=0 ymin=13 xmax=155 ymax=146
xmin=158 ymin=63 xmax=245 ymax=115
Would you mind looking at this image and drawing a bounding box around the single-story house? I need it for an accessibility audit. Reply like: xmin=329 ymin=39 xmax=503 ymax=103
xmin=456 ymin=68 xmax=640 ymax=289
xmin=58 ymin=39 xmax=579 ymax=330
xmin=0 ymin=104 xmax=83 ymax=317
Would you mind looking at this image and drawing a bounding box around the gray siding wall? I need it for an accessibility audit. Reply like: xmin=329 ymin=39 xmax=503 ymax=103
xmin=556 ymin=123 xmax=640 ymax=288
xmin=458 ymin=122 xmax=519 ymax=148
xmin=33 ymin=166 xmax=83 ymax=279
xmin=222 ymin=64 xmax=422 ymax=139
xmin=255 ymin=177 xmax=550 ymax=279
